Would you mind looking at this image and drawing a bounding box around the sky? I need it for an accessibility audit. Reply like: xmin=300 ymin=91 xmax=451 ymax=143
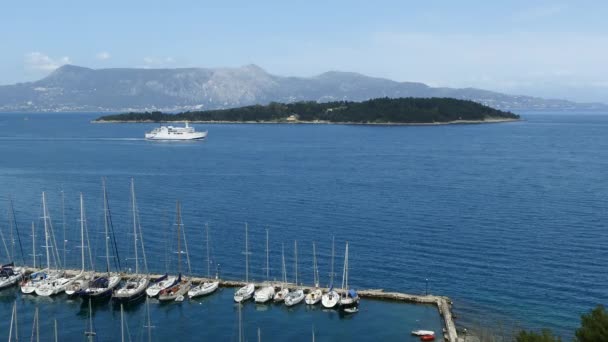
xmin=1 ymin=0 xmax=607 ymax=103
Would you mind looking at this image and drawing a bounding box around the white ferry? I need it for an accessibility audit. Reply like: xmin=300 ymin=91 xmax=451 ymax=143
xmin=145 ymin=122 xmax=207 ymax=140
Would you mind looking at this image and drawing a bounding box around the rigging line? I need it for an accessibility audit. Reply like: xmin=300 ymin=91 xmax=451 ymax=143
xmin=9 ymin=196 xmax=26 ymax=265
xmin=104 ymin=183 xmax=122 ymax=272
xmin=0 ymin=219 xmax=11 ymax=261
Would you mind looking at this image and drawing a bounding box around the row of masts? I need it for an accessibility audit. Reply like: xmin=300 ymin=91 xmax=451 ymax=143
xmin=8 ymin=298 xmax=154 ymax=342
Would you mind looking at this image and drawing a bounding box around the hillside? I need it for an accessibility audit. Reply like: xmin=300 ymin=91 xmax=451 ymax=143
xmin=1 ymin=64 xmax=605 ymax=113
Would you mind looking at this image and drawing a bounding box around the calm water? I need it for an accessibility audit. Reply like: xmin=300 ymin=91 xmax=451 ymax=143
xmin=0 ymin=113 xmax=607 ymax=340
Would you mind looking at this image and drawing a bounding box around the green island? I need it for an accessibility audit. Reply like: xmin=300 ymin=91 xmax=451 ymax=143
xmin=95 ymin=97 xmax=520 ymax=124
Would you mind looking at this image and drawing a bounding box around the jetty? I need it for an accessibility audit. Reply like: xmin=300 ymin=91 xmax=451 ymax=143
xmin=22 ymin=267 xmax=458 ymax=342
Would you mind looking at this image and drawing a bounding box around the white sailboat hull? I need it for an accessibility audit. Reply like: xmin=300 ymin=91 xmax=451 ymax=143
xmin=322 ymin=290 xmax=340 ymax=309
xmin=158 ymin=280 xmax=192 ymax=301
xmin=285 ymin=289 xmax=305 ymax=307
xmin=36 ymin=273 xmax=83 ymax=297
xmin=0 ymin=273 xmax=22 ymax=289
xmin=305 ymin=289 xmax=323 ymax=305
xmin=234 ymin=283 xmax=255 ymax=303
xmin=113 ymin=276 xmax=150 ymax=302
xmin=188 ymin=281 xmax=219 ymax=298
xmin=254 ymin=285 xmax=275 ymax=303
xmin=146 ymin=275 xmax=178 ymax=297
xmin=273 ymin=288 xmax=289 ymax=303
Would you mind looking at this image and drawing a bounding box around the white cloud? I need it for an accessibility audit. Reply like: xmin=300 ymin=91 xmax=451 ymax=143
xmin=24 ymin=52 xmax=71 ymax=71
xmin=96 ymin=51 xmax=111 ymax=60
xmin=141 ymin=56 xmax=176 ymax=68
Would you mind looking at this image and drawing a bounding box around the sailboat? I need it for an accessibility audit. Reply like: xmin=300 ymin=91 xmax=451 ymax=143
xmin=234 ymin=223 xmax=255 ymax=303
xmin=36 ymin=193 xmax=87 ymax=296
xmin=321 ymin=236 xmax=340 ymax=309
xmin=158 ymin=201 xmax=192 ymax=301
xmin=339 ymin=242 xmax=359 ymax=313
xmin=21 ymin=193 xmax=64 ymax=294
xmin=254 ymin=228 xmax=275 ymax=303
xmin=66 ymin=193 xmax=95 ymax=297
xmin=273 ymin=243 xmax=288 ymax=303
xmin=305 ymin=242 xmax=322 ymax=305
xmin=188 ymin=223 xmax=219 ymax=298
xmin=0 ymin=198 xmax=24 ymax=290
xmin=112 ymin=179 xmax=150 ymax=303
xmin=77 ymin=179 xmax=122 ymax=300
xmin=285 ymin=240 xmax=304 ymax=307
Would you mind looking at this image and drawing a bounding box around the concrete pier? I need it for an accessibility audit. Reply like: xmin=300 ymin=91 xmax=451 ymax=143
xmin=22 ymin=267 xmax=458 ymax=341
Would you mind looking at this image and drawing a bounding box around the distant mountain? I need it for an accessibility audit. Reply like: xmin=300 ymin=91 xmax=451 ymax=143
xmin=0 ymin=64 xmax=606 ymax=112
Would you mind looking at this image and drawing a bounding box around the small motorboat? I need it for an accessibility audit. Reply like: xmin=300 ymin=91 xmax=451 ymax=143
xmin=411 ymin=330 xmax=435 ymax=336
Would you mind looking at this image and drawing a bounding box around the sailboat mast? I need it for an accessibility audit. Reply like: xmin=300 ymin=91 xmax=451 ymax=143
xmin=61 ymin=191 xmax=66 ymax=272
xmin=103 ymin=179 xmax=111 ymax=273
xmin=345 ymin=242 xmax=349 ymax=290
xmin=177 ymin=201 xmax=181 ymax=274
xmin=265 ymin=228 xmax=269 ymax=281
xmin=131 ymin=179 xmax=138 ymax=274
xmin=80 ymin=193 xmax=85 ymax=272
xmin=330 ymin=236 xmax=335 ymax=287
xmin=281 ymin=243 xmax=286 ymax=285
xmin=313 ymin=242 xmax=318 ymax=288
xmin=205 ymin=223 xmax=210 ymax=278
xmin=9 ymin=196 xmax=25 ymax=266
xmin=245 ymin=223 xmax=249 ymax=283
xmin=341 ymin=243 xmax=347 ymax=291
xmin=31 ymin=222 xmax=36 ymax=268
xmin=42 ymin=192 xmax=51 ymax=270
xmin=294 ymin=240 xmax=298 ymax=286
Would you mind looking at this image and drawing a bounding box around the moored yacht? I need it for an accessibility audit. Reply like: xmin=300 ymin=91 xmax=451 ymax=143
xmin=145 ymin=122 xmax=207 ymax=140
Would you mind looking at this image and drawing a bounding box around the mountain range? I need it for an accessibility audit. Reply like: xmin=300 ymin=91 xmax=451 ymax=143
xmin=0 ymin=64 xmax=605 ymax=113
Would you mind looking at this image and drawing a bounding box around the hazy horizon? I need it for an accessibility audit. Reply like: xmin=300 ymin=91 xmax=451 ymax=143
xmin=2 ymin=0 xmax=607 ymax=103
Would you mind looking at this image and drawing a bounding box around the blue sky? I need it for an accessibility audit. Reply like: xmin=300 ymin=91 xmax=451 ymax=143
xmin=1 ymin=0 xmax=607 ymax=102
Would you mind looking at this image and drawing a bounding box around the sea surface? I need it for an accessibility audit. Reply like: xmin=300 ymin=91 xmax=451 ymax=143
xmin=0 ymin=112 xmax=607 ymax=340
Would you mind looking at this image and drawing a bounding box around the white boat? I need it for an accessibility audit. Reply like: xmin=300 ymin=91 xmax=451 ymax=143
xmin=284 ymin=240 xmax=304 ymax=307
xmin=339 ymin=242 xmax=359 ymax=313
xmin=158 ymin=201 xmax=192 ymax=302
xmin=273 ymin=243 xmax=288 ymax=303
xmin=322 ymin=236 xmax=340 ymax=309
xmin=285 ymin=289 xmax=304 ymax=306
xmin=305 ymin=242 xmax=322 ymax=305
xmin=145 ymin=122 xmax=207 ymax=140
xmin=0 ymin=264 xmax=22 ymax=289
xmin=234 ymin=223 xmax=255 ymax=303
xmin=66 ymin=193 xmax=94 ymax=297
xmin=21 ymin=193 xmax=64 ymax=295
xmin=113 ymin=179 xmax=150 ymax=303
xmin=0 ymin=198 xmax=25 ymax=290
xmin=188 ymin=223 xmax=219 ymax=299
xmin=146 ymin=274 xmax=178 ymax=297
xmin=412 ymin=330 xmax=435 ymax=336
xmin=37 ymin=193 xmax=89 ymax=297
xmin=254 ymin=229 xmax=275 ymax=303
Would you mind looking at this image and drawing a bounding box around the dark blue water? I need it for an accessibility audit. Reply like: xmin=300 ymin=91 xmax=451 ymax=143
xmin=0 ymin=113 xmax=607 ymax=339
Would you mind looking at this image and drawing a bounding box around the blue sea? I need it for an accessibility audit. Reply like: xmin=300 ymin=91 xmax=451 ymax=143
xmin=0 ymin=113 xmax=606 ymax=340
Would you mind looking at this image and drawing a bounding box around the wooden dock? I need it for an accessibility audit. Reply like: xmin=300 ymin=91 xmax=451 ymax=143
xmin=23 ymin=267 xmax=458 ymax=342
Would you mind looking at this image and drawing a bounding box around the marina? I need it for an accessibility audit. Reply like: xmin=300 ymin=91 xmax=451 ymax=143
xmin=7 ymin=266 xmax=457 ymax=341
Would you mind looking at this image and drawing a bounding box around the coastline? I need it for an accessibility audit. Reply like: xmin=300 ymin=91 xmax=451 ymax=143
xmin=92 ymin=117 xmax=520 ymax=126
